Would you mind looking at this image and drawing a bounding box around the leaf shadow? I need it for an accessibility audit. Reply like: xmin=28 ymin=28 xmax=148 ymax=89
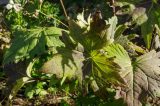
xmin=56 ymin=47 xmax=79 ymax=75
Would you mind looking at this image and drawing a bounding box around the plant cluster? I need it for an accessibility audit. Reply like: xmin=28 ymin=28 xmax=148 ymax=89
xmin=1 ymin=0 xmax=160 ymax=106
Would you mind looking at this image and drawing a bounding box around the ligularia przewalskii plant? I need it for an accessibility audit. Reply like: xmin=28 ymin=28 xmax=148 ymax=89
xmin=3 ymin=3 xmax=160 ymax=106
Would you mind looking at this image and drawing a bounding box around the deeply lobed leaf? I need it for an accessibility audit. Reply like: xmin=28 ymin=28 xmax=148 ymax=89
xmin=105 ymin=44 xmax=160 ymax=106
xmin=3 ymin=27 xmax=65 ymax=63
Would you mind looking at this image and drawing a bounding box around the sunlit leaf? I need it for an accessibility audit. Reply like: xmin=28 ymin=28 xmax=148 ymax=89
xmin=68 ymin=19 xmax=89 ymax=49
xmin=26 ymin=60 xmax=36 ymax=77
xmin=115 ymin=2 xmax=135 ymax=15
xmin=91 ymin=50 xmax=126 ymax=86
xmin=3 ymin=27 xmax=65 ymax=63
xmin=114 ymin=24 xmax=127 ymax=39
xmin=106 ymin=16 xmax=118 ymax=40
xmin=68 ymin=18 xmax=106 ymax=51
xmin=77 ymin=12 xmax=88 ymax=28
xmin=114 ymin=35 xmax=137 ymax=56
xmin=105 ymin=44 xmax=132 ymax=85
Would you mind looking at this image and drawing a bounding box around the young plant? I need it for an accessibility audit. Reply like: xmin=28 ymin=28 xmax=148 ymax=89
xmin=3 ymin=1 xmax=160 ymax=106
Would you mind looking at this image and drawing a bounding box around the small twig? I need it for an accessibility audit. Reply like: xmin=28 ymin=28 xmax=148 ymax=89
xmin=39 ymin=11 xmax=68 ymax=28
xmin=110 ymin=0 xmax=116 ymax=15
xmin=148 ymin=2 xmax=153 ymax=14
xmin=0 ymin=96 xmax=7 ymax=105
xmin=60 ymin=0 xmax=68 ymax=18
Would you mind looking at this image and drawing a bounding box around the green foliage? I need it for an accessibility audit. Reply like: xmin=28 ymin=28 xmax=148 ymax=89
xmin=24 ymin=0 xmax=60 ymax=27
xmin=40 ymin=14 xmax=128 ymax=87
xmin=5 ymin=10 xmax=26 ymax=29
xmin=25 ymin=81 xmax=48 ymax=99
xmin=141 ymin=5 xmax=160 ymax=49
xmin=91 ymin=49 xmax=125 ymax=85
xmin=5 ymin=0 xmax=61 ymax=29
xmin=3 ymin=27 xmax=65 ymax=63
xmin=2 ymin=0 xmax=160 ymax=106
xmin=115 ymin=0 xmax=160 ymax=49
xmin=105 ymin=44 xmax=132 ymax=78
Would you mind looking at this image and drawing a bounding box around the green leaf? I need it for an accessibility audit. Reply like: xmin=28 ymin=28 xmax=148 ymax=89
xmin=68 ymin=15 xmax=119 ymax=51
xmin=68 ymin=18 xmax=104 ymax=51
xmin=89 ymin=44 xmax=132 ymax=98
xmin=26 ymin=60 xmax=35 ymax=77
xmin=114 ymin=25 xmax=128 ymax=39
xmin=40 ymin=44 xmax=128 ymax=87
xmin=89 ymin=16 xmax=118 ymax=47
xmin=141 ymin=18 xmax=153 ymax=49
xmin=105 ymin=44 xmax=131 ymax=69
xmin=141 ymin=6 xmax=160 ymax=49
xmin=114 ymin=35 xmax=137 ymax=56
xmin=114 ymin=34 xmax=146 ymax=54
xmin=128 ymin=42 xmax=146 ymax=54
xmin=115 ymin=2 xmax=135 ymax=15
xmin=152 ymin=0 xmax=158 ymax=4
xmin=25 ymin=85 xmax=35 ymax=99
xmin=68 ymin=19 xmax=87 ymax=45
xmin=104 ymin=44 xmax=136 ymax=105
xmin=105 ymin=44 xmax=132 ymax=85
xmin=91 ymin=50 xmax=126 ymax=86
xmin=3 ymin=27 xmax=65 ymax=63
xmin=68 ymin=19 xmax=92 ymax=51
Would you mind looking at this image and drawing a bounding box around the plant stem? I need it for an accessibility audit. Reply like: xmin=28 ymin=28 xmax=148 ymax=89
xmin=60 ymin=0 xmax=68 ymax=18
xmin=148 ymin=2 xmax=153 ymax=14
xmin=39 ymin=11 xmax=68 ymax=28
xmin=111 ymin=0 xmax=115 ymax=15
